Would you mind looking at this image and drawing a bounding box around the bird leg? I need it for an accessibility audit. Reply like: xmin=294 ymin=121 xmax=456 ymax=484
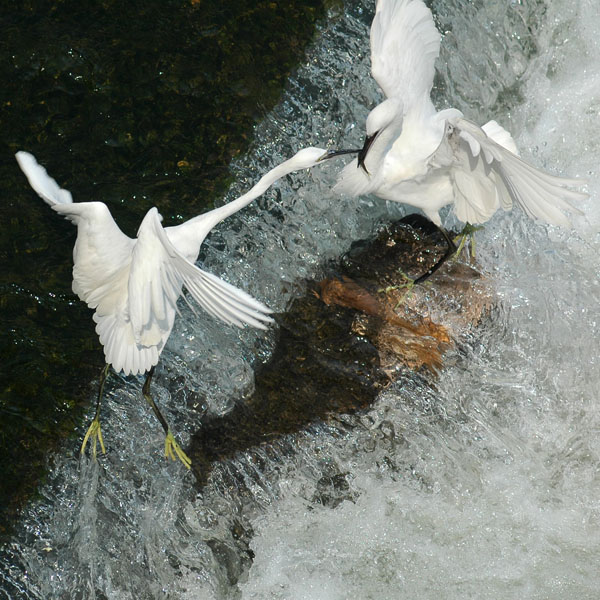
xmin=454 ymin=223 xmax=484 ymax=262
xmin=413 ymin=224 xmax=457 ymax=285
xmin=377 ymin=220 xmax=457 ymax=306
xmin=392 ymin=214 xmax=457 ymax=286
xmin=81 ymin=363 xmax=110 ymax=458
xmin=142 ymin=366 xmax=191 ymax=469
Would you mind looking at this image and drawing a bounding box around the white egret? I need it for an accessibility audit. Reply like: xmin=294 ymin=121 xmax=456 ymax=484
xmin=16 ymin=147 xmax=337 ymax=468
xmin=333 ymin=0 xmax=586 ymax=245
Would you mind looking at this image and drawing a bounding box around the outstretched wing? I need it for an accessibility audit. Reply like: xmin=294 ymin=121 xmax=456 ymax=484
xmin=128 ymin=208 xmax=273 ymax=349
xmin=370 ymin=0 xmax=440 ymax=105
xmin=15 ymin=151 xmax=73 ymax=206
xmin=438 ymin=118 xmax=586 ymax=225
xmin=15 ymin=151 xmax=135 ymax=313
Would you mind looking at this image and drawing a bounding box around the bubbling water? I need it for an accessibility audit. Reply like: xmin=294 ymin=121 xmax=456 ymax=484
xmin=240 ymin=0 xmax=600 ymax=598
xmin=2 ymin=1 xmax=600 ymax=599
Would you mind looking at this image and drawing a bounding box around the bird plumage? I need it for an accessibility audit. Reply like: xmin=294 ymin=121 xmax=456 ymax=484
xmin=334 ymin=0 xmax=586 ymax=227
xmin=370 ymin=0 xmax=439 ymax=104
xmin=16 ymin=148 xmax=328 ymax=377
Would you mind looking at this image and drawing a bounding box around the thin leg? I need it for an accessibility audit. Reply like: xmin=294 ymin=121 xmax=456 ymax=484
xmin=413 ymin=224 xmax=457 ymax=285
xmin=142 ymin=366 xmax=191 ymax=469
xmin=453 ymin=223 xmax=484 ymax=262
xmin=379 ymin=219 xmax=457 ymax=305
xmin=81 ymin=363 xmax=110 ymax=458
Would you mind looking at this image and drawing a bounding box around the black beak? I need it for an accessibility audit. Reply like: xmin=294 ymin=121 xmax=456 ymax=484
xmin=357 ymin=132 xmax=378 ymax=174
xmin=317 ymin=148 xmax=362 ymax=162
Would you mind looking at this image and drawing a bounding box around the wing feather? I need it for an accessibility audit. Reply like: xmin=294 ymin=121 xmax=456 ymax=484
xmin=15 ymin=151 xmax=73 ymax=206
xmin=128 ymin=209 xmax=179 ymax=347
xmin=68 ymin=224 xmax=133 ymax=312
xmin=18 ymin=153 xmax=277 ymax=375
xmin=128 ymin=208 xmax=273 ymax=351
xmin=371 ymin=0 xmax=440 ymax=104
xmin=182 ymin=268 xmax=273 ymax=330
xmin=15 ymin=152 xmax=135 ymax=313
xmin=444 ymin=118 xmax=586 ymax=225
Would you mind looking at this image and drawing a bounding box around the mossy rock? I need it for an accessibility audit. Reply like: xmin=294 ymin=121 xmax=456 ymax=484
xmin=190 ymin=215 xmax=492 ymax=486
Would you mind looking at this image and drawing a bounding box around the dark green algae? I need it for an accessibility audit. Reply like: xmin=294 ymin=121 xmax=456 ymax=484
xmin=0 ymin=0 xmax=326 ymax=535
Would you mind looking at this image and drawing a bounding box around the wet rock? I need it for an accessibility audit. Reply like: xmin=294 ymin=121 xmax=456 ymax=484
xmin=190 ymin=215 xmax=492 ymax=485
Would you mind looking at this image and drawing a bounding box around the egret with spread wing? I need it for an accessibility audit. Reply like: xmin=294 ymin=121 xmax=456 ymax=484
xmin=16 ymin=147 xmax=334 ymax=467
xmin=333 ymin=0 xmax=586 ymax=242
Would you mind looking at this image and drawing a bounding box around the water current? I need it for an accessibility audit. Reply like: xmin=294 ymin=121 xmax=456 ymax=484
xmin=2 ymin=0 xmax=599 ymax=598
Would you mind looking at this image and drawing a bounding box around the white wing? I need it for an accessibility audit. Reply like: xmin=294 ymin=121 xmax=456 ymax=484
xmin=53 ymin=202 xmax=136 ymax=313
xmin=127 ymin=209 xmax=182 ymax=348
xmin=481 ymin=120 xmax=518 ymax=156
xmin=371 ymin=0 xmax=440 ymax=104
xmin=15 ymin=151 xmax=73 ymax=206
xmin=440 ymin=118 xmax=586 ymax=225
xmin=16 ymin=152 xmax=154 ymax=375
xmin=334 ymin=0 xmax=441 ymax=198
xmin=15 ymin=151 xmax=135 ymax=312
xmin=128 ymin=209 xmax=273 ymax=350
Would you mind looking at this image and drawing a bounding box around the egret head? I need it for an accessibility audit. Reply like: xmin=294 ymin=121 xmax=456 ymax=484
xmin=359 ymin=98 xmax=403 ymax=173
xmin=292 ymin=147 xmax=334 ymax=169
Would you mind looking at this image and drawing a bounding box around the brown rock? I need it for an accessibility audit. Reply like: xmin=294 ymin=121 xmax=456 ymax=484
xmin=189 ymin=215 xmax=492 ymax=486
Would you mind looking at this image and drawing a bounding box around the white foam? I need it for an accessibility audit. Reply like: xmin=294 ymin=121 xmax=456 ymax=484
xmin=241 ymin=1 xmax=600 ymax=598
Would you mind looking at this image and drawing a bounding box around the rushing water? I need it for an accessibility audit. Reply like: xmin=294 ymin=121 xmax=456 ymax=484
xmin=0 ymin=0 xmax=325 ymax=522
xmin=2 ymin=0 xmax=600 ymax=598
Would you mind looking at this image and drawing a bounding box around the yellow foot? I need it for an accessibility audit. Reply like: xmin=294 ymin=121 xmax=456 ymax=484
xmin=165 ymin=430 xmax=191 ymax=469
xmin=80 ymin=417 xmax=106 ymax=458
xmin=453 ymin=224 xmax=484 ymax=261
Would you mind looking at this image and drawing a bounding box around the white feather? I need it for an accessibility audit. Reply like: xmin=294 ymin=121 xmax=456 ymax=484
xmin=335 ymin=0 xmax=587 ymax=227
xmin=15 ymin=151 xmax=73 ymax=206
xmin=16 ymin=148 xmax=327 ymax=375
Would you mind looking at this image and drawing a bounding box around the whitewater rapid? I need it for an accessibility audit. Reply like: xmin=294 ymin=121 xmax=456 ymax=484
xmin=2 ymin=1 xmax=599 ymax=598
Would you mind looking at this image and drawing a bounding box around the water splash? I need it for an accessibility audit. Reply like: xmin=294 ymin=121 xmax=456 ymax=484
xmin=2 ymin=0 xmax=600 ymax=598
xmin=240 ymin=1 xmax=600 ymax=598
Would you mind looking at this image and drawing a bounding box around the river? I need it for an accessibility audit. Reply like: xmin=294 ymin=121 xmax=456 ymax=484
xmin=2 ymin=0 xmax=599 ymax=598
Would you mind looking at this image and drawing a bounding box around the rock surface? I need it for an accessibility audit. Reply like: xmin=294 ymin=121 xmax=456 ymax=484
xmin=190 ymin=215 xmax=493 ymax=485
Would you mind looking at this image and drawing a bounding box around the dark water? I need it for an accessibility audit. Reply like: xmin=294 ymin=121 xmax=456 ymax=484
xmin=0 ymin=0 xmax=325 ymax=534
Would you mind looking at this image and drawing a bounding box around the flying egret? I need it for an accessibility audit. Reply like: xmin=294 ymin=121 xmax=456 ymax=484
xmin=332 ymin=0 xmax=587 ymax=255
xmin=15 ymin=147 xmax=339 ymax=468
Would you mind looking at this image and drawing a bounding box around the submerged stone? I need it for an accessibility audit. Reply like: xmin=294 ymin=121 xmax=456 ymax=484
xmin=190 ymin=215 xmax=492 ymax=485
